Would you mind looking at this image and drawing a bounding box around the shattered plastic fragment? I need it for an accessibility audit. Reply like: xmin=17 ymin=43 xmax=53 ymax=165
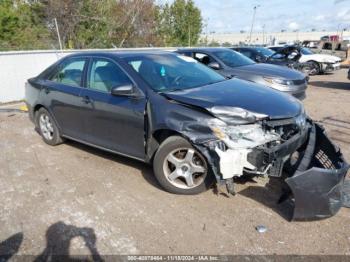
xmin=256 ymin=225 xmax=267 ymax=233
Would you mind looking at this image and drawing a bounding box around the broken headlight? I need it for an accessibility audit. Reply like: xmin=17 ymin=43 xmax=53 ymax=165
xmin=295 ymin=110 xmax=307 ymax=130
xmin=208 ymin=119 xmax=280 ymax=149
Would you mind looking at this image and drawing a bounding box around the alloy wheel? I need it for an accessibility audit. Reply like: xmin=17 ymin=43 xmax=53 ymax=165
xmin=39 ymin=113 xmax=54 ymax=141
xmin=163 ymin=148 xmax=207 ymax=189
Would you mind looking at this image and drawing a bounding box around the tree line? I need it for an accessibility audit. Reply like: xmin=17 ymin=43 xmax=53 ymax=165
xmin=0 ymin=0 xmax=203 ymax=51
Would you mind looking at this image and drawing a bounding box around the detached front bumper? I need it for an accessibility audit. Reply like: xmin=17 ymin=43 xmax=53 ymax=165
xmin=285 ymin=123 xmax=349 ymax=220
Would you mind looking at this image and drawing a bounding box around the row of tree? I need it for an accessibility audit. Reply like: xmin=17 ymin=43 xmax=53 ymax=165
xmin=0 ymin=0 xmax=203 ymax=51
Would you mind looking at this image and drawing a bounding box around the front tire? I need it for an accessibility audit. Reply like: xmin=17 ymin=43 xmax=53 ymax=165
xmin=153 ymin=136 xmax=214 ymax=195
xmin=308 ymin=61 xmax=321 ymax=75
xmin=35 ymin=108 xmax=64 ymax=146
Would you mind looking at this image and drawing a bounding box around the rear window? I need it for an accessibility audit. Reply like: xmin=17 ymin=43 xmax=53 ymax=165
xmin=213 ymin=50 xmax=255 ymax=68
xmin=49 ymin=58 xmax=86 ymax=87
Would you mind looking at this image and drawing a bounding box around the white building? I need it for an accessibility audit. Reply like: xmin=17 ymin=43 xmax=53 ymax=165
xmin=204 ymin=31 xmax=350 ymax=45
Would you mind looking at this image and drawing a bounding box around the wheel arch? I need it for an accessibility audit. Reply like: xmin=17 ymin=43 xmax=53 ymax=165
xmin=33 ymin=104 xmax=62 ymax=133
xmin=146 ymin=128 xmax=187 ymax=163
xmin=33 ymin=104 xmax=45 ymax=114
xmin=153 ymin=129 xmax=183 ymax=144
xmin=305 ymin=60 xmax=321 ymax=75
xmin=307 ymin=59 xmax=320 ymax=65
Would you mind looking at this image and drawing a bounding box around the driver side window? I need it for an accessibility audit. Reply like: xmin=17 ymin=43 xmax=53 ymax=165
xmin=88 ymin=59 xmax=132 ymax=93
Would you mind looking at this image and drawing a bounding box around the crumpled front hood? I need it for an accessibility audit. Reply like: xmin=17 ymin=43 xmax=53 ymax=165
xmin=233 ymin=63 xmax=305 ymax=79
xmin=163 ymin=79 xmax=302 ymax=120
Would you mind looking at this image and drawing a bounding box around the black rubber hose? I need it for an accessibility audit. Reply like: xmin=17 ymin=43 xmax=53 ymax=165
xmin=296 ymin=124 xmax=316 ymax=172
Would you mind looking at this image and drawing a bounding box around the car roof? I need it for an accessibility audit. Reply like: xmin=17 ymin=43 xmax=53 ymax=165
xmin=177 ymin=47 xmax=231 ymax=53
xmin=63 ymin=50 xmax=176 ymax=60
xmin=236 ymin=47 xmax=262 ymax=50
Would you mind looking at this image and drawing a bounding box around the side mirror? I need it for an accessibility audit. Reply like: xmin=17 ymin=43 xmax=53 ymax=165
xmin=111 ymin=84 xmax=135 ymax=96
xmin=208 ymin=62 xmax=221 ymax=70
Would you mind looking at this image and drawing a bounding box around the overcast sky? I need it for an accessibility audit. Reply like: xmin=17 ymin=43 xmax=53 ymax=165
xmin=157 ymin=0 xmax=350 ymax=33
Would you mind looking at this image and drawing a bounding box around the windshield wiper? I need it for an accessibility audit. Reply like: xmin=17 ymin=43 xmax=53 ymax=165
xmin=165 ymin=88 xmax=185 ymax=93
xmin=163 ymin=79 xmax=228 ymax=93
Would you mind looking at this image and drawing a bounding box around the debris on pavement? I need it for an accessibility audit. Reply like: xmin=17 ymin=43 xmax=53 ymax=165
xmin=256 ymin=225 xmax=267 ymax=233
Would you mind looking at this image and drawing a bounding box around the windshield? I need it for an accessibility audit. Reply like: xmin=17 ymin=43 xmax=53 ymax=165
xmin=213 ymin=49 xmax=255 ymax=67
xmin=123 ymin=54 xmax=225 ymax=92
xmin=255 ymin=47 xmax=275 ymax=57
xmin=300 ymin=47 xmax=314 ymax=55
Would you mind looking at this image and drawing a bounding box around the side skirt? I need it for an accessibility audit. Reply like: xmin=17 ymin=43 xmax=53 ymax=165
xmin=62 ymin=135 xmax=148 ymax=163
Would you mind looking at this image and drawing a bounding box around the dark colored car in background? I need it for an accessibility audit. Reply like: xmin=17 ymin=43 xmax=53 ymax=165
xmin=233 ymin=46 xmax=292 ymax=66
xmin=348 ymin=67 xmax=350 ymax=80
xmin=234 ymin=46 xmax=317 ymax=75
xmin=25 ymin=51 xmax=348 ymax=220
xmin=269 ymin=45 xmax=342 ymax=75
xmin=177 ymin=47 xmax=308 ymax=100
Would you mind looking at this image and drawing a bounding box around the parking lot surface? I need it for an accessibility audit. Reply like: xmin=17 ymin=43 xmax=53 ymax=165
xmin=1 ymin=69 xmax=350 ymax=256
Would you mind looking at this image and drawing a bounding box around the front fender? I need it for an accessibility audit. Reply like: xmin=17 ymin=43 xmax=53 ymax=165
xmin=145 ymin=93 xmax=218 ymax=165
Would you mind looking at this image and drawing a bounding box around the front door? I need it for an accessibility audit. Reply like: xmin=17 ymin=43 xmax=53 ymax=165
xmin=80 ymin=57 xmax=146 ymax=160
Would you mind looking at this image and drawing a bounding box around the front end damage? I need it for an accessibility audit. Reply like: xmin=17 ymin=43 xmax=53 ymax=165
xmin=193 ymin=113 xmax=349 ymax=220
xmin=147 ymin=93 xmax=348 ymax=221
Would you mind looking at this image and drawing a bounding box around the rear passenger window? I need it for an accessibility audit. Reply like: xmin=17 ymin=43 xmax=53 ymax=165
xmin=240 ymin=50 xmax=253 ymax=59
xmin=50 ymin=59 xmax=86 ymax=87
xmin=88 ymin=59 xmax=132 ymax=93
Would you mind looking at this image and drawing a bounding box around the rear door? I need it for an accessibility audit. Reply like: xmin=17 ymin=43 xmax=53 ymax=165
xmin=79 ymin=57 xmax=146 ymax=160
xmin=239 ymin=49 xmax=256 ymax=61
xmin=40 ymin=57 xmax=88 ymax=138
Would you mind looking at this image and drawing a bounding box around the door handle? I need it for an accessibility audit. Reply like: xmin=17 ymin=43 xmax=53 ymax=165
xmin=82 ymin=96 xmax=92 ymax=104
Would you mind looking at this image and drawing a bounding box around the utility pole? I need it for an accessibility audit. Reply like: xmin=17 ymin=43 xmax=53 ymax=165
xmin=249 ymin=5 xmax=260 ymax=43
xmin=296 ymin=30 xmax=299 ymax=42
xmin=54 ymin=18 xmax=63 ymax=50
xmin=341 ymin=28 xmax=345 ymax=41
xmin=205 ymin=18 xmax=209 ymax=46
xmin=187 ymin=4 xmax=191 ymax=47
xmin=336 ymin=23 xmax=341 ymax=37
xmin=262 ymin=24 xmax=265 ymax=45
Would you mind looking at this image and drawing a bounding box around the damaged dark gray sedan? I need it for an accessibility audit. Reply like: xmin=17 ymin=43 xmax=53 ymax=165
xmin=25 ymin=51 xmax=349 ymax=220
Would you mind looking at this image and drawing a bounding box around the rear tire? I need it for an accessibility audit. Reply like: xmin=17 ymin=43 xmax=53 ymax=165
xmin=35 ymin=108 xmax=64 ymax=146
xmin=153 ymin=136 xmax=214 ymax=195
